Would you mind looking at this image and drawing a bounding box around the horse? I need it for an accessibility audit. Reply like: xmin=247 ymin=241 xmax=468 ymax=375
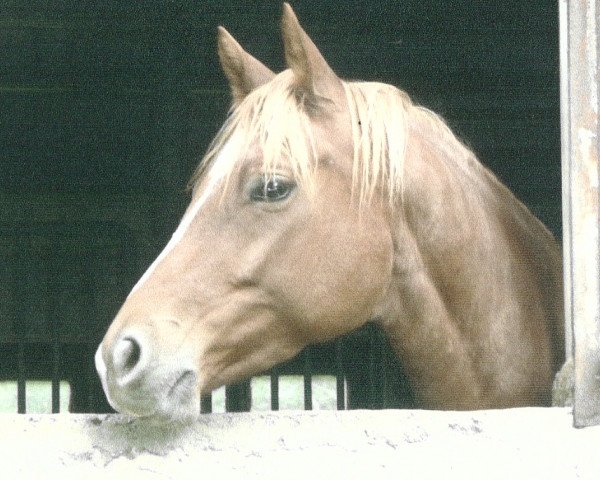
xmin=95 ymin=3 xmax=564 ymax=422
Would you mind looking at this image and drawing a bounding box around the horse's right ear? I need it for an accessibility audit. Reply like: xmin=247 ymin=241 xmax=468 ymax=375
xmin=217 ymin=26 xmax=275 ymax=107
xmin=281 ymin=3 xmax=344 ymax=105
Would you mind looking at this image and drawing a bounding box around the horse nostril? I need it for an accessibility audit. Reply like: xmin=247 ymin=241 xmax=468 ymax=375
xmin=113 ymin=336 xmax=143 ymax=380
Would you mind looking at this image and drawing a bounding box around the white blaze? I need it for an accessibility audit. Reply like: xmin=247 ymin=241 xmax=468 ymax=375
xmin=128 ymin=138 xmax=238 ymax=296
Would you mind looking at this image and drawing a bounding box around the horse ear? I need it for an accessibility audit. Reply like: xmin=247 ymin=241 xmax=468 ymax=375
xmin=281 ymin=3 xmax=344 ymax=104
xmin=217 ymin=26 xmax=275 ymax=106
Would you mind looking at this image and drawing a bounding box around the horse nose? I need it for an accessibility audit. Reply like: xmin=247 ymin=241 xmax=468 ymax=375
xmin=95 ymin=326 xmax=200 ymax=419
xmin=111 ymin=334 xmax=147 ymax=386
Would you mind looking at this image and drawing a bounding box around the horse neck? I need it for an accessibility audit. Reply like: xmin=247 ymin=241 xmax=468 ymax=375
xmin=377 ymin=120 xmax=564 ymax=408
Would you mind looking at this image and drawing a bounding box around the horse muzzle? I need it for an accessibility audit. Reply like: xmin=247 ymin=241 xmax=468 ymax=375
xmin=95 ymin=329 xmax=200 ymax=422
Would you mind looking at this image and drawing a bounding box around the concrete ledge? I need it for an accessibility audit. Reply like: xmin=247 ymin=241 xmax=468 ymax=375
xmin=0 ymin=408 xmax=597 ymax=479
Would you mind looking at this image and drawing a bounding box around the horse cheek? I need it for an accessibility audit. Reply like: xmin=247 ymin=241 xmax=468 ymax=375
xmin=336 ymin=230 xmax=392 ymax=322
xmin=292 ymin=217 xmax=392 ymax=341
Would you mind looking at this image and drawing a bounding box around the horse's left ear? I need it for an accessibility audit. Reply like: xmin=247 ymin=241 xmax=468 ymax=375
xmin=281 ymin=3 xmax=345 ymax=104
xmin=217 ymin=26 xmax=276 ymax=107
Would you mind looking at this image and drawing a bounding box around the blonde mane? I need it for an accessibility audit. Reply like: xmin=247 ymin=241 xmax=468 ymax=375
xmin=190 ymin=70 xmax=475 ymax=205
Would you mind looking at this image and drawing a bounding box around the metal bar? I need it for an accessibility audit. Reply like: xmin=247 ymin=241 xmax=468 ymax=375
xmin=52 ymin=343 xmax=60 ymax=413
xmin=560 ymin=0 xmax=600 ymax=427
xmin=225 ymin=381 xmax=251 ymax=412
xmin=335 ymin=340 xmax=345 ymax=410
xmin=200 ymin=394 xmax=212 ymax=414
xmin=84 ymin=252 xmax=99 ymax=413
xmin=15 ymin=244 xmax=27 ymax=414
xmin=270 ymin=370 xmax=280 ymax=411
xmin=381 ymin=332 xmax=389 ymax=409
xmin=88 ymin=344 xmax=96 ymax=412
xmin=303 ymin=351 xmax=312 ymax=410
xmin=17 ymin=343 xmax=26 ymax=414
xmin=368 ymin=325 xmax=377 ymax=409
xmin=47 ymin=248 xmax=60 ymax=414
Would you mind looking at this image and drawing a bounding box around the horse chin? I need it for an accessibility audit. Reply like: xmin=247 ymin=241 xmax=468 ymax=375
xmin=112 ymin=376 xmax=201 ymax=424
xmin=149 ymin=370 xmax=201 ymax=424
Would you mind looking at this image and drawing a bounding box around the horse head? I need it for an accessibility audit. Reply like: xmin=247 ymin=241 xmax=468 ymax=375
xmin=95 ymin=3 xmax=395 ymax=421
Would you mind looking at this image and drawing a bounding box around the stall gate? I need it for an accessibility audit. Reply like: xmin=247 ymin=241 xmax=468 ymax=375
xmin=0 ymin=220 xmax=411 ymax=413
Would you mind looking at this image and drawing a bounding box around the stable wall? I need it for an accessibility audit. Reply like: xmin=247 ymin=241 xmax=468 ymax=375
xmin=1 ymin=1 xmax=563 ymax=412
xmin=1 ymin=408 xmax=598 ymax=479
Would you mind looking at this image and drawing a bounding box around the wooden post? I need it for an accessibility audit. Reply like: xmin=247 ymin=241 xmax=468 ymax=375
xmin=560 ymin=0 xmax=600 ymax=427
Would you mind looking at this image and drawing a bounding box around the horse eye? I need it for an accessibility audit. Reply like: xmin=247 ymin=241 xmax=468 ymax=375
xmin=250 ymin=175 xmax=295 ymax=203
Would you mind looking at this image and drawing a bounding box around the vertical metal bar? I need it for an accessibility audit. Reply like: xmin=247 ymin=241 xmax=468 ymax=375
xmin=88 ymin=344 xmax=96 ymax=412
xmin=368 ymin=325 xmax=377 ymax=409
xmin=381 ymin=331 xmax=389 ymax=409
xmin=17 ymin=343 xmax=26 ymax=414
xmin=560 ymin=0 xmax=600 ymax=427
xmin=335 ymin=340 xmax=345 ymax=410
xmin=200 ymin=394 xmax=212 ymax=414
xmin=84 ymin=246 xmax=99 ymax=413
xmin=51 ymin=343 xmax=60 ymax=413
xmin=15 ymin=242 xmax=27 ymax=414
xmin=225 ymin=385 xmax=234 ymax=412
xmin=270 ymin=370 xmax=280 ymax=411
xmin=39 ymin=236 xmax=63 ymax=413
xmin=303 ymin=350 xmax=312 ymax=410
xmin=48 ymin=250 xmax=60 ymax=414
xmin=225 ymin=381 xmax=251 ymax=412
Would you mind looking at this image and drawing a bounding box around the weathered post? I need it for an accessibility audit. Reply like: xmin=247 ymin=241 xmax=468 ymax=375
xmin=560 ymin=0 xmax=600 ymax=427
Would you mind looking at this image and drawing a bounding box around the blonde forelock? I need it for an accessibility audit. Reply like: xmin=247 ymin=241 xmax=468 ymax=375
xmin=190 ymin=72 xmax=473 ymax=207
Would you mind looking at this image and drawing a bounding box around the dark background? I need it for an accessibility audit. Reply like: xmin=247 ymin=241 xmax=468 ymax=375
xmin=0 ymin=1 xmax=561 ymax=411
